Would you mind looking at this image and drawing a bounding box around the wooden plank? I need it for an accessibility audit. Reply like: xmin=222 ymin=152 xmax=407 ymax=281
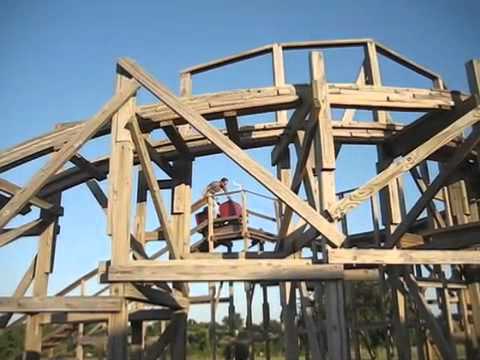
xmin=0 ymin=79 xmax=139 ymax=228
xmin=182 ymin=44 xmax=273 ymax=74
xmin=386 ymin=126 xmax=480 ymax=247
xmin=327 ymin=105 xmax=480 ymax=221
xmin=118 ymin=58 xmax=345 ymax=246
xmin=329 ymin=249 xmax=480 ymax=264
xmin=281 ymin=38 xmax=370 ymax=50
xmin=40 ymin=313 xmax=108 ymax=324
xmin=127 ymin=117 xmax=179 ymax=258
xmin=0 ymin=297 xmax=123 ymax=313
xmin=375 ymin=42 xmax=443 ymax=81
xmin=106 ymin=260 xmax=344 ymax=282
xmin=0 ymin=218 xmax=45 ymax=248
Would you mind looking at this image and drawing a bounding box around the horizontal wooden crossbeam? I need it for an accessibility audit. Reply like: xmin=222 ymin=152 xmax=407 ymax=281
xmin=329 ymin=249 xmax=480 ymax=265
xmin=104 ymin=260 xmax=345 ymax=282
xmin=0 ymin=296 xmax=123 ymax=313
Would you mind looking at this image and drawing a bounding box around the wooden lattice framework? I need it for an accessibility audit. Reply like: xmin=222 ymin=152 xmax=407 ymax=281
xmin=1 ymin=38 xmax=480 ymax=359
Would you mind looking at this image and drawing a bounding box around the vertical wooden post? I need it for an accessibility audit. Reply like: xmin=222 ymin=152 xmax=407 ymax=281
xmin=466 ymin=59 xmax=480 ymax=96
xmin=23 ymin=195 xmax=60 ymax=360
xmin=170 ymin=310 xmax=188 ymax=360
xmin=107 ymin=68 xmax=136 ymax=360
xmin=208 ymin=194 xmax=215 ymax=252
xmin=228 ymin=279 xmax=235 ymax=336
xmin=280 ymin=282 xmax=299 ymax=359
xmin=135 ymin=171 xmax=148 ymax=245
xmin=272 ymin=43 xmax=287 ymax=124
xmin=272 ymin=42 xmax=292 ymax=252
xmin=262 ymin=284 xmax=271 ymax=360
xmin=246 ymin=282 xmax=255 ymax=360
xmin=459 ymin=288 xmax=477 ymax=357
xmin=241 ymin=190 xmax=248 ymax=251
xmin=179 ymin=72 xmax=193 ymax=136
xmin=364 ymin=41 xmax=411 ymax=360
xmin=76 ymin=280 xmax=86 ymax=360
xmin=210 ymin=282 xmax=217 ymax=360
xmin=131 ymin=320 xmax=144 ymax=360
xmin=310 ymin=50 xmax=349 ymax=359
xmin=132 ymin=171 xmax=147 ymax=360
xmin=172 ymin=159 xmax=192 ymax=257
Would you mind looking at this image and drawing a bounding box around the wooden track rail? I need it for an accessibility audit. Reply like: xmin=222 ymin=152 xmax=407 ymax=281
xmin=1 ymin=39 xmax=480 ymax=360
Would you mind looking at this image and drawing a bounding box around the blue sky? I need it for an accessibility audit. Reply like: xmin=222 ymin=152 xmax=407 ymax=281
xmin=0 ymin=0 xmax=479 ymax=324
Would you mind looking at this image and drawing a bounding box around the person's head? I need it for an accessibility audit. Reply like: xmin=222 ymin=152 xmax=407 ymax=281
xmin=220 ymin=177 xmax=229 ymax=187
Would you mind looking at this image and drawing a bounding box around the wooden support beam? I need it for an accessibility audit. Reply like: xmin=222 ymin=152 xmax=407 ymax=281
xmin=281 ymin=282 xmax=299 ymax=359
xmin=127 ymin=117 xmax=179 ymax=258
xmin=466 ymin=59 xmax=480 ymax=96
xmin=118 ymin=57 xmax=345 ymax=246
xmin=0 ymin=80 xmax=139 ymax=229
xmin=162 ymin=122 xmax=193 ymax=158
xmin=144 ymin=317 xmax=176 ymax=360
xmin=329 ymin=249 xmax=480 ymax=264
xmin=124 ymin=283 xmax=188 ymax=309
xmin=23 ymin=193 xmax=60 ymax=360
xmin=386 ymin=95 xmax=479 ymax=158
xmin=40 ymin=313 xmax=108 ymax=324
xmin=328 ymin=104 xmax=480 ymax=222
xmin=0 ymin=296 xmax=123 ymax=313
xmin=272 ymin=43 xmax=288 ymax=124
xmin=278 ymin=117 xmax=317 ymax=237
xmin=409 ymin=167 xmax=446 ymax=228
xmin=271 ymin=100 xmax=311 ymax=165
xmin=70 ymin=153 xmax=105 ymax=181
xmin=0 ymin=218 xmax=45 ymax=248
xmin=298 ymin=282 xmax=323 ymax=358
xmin=310 ymin=51 xmax=349 ymax=359
xmin=0 ymin=193 xmax=31 ymax=215
xmin=106 ymin=260 xmax=344 ymax=282
xmin=386 ymin=126 xmax=480 ymax=247
xmin=0 ymin=178 xmax=57 ymax=211
xmin=129 ymin=309 xmax=172 ymax=322
xmin=401 ymin=274 xmax=457 ymax=359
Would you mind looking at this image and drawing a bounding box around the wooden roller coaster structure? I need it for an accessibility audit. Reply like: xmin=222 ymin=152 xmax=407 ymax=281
xmin=1 ymin=38 xmax=480 ymax=359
